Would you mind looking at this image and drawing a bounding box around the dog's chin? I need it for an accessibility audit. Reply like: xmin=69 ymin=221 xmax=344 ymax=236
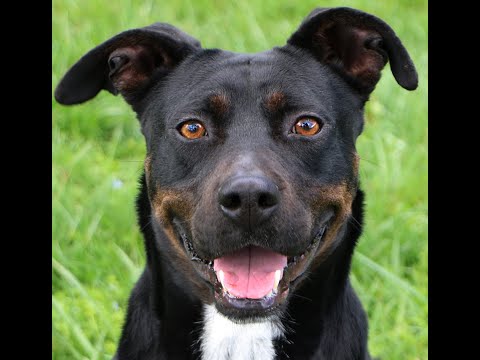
xmin=175 ymin=223 xmax=328 ymax=321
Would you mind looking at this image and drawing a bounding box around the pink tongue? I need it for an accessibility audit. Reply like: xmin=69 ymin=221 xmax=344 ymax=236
xmin=213 ymin=246 xmax=287 ymax=299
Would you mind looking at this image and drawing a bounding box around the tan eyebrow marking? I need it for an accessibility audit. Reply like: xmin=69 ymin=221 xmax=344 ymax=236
xmin=264 ymin=91 xmax=286 ymax=113
xmin=209 ymin=93 xmax=230 ymax=116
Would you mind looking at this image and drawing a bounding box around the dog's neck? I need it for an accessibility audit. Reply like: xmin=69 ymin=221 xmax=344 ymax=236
xmin=200 ymin=304 xmax=284 ymax=360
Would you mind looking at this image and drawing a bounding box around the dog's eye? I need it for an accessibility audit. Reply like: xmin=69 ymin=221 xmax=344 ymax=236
xmin=178 ymin=120 xmax=207 ymax=139
xmin=292 ymin=117 xmax=322 ymax=136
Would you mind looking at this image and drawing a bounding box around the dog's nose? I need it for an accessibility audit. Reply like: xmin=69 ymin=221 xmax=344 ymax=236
xmin=218 ymin=176 xmax=280 ymax=230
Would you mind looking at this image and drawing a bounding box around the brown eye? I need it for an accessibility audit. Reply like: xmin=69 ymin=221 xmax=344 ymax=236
xmin=292 ymin=117 xmax=322 ymax=136
xmin=178 ymin=120 xmax=207 ymax=139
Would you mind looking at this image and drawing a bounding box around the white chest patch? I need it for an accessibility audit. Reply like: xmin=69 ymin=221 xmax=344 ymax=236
xmin=200 ymin=304 xmax=284 ymax=360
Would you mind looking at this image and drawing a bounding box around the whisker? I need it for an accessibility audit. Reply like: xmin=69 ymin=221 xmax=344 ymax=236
xmin=140 ymin=218 xmax=152 ymax=232
xmin=290 ymin=293 xmax=313 ymax=302
xmin=348 ymin=216 xmax=362 ymax=231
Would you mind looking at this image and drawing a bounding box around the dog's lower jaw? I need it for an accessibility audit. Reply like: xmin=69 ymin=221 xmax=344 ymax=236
xmin=200 ymin=304 xmax=284 ymax=360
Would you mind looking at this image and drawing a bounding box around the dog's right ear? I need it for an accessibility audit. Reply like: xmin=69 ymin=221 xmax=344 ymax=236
xmin=54 ymin=23 xmax=201 ymax=106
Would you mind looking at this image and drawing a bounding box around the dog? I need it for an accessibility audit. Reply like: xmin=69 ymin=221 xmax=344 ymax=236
xmin=55 ymin=6 xmax=417 ymax=360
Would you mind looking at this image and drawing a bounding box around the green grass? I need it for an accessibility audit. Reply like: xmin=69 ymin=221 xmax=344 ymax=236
xmin=52 ymin=1 xmax=428 ymax=359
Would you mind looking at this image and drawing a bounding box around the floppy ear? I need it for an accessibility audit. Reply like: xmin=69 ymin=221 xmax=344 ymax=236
xmin=54 ymin=23 xmax=201 ymax=105
xmin=287 ymin=7 xmax=418 ymax=93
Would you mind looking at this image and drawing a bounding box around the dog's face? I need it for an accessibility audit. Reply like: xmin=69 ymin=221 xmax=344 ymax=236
xmin=56 ymin=7 xmax=417 ymax=320
xmin=143 ymin=49 xmax=363 ymax=318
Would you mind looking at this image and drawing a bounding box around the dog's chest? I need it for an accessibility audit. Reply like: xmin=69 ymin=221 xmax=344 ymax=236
xmin=200 ymin=305 xmax=284 ymax=360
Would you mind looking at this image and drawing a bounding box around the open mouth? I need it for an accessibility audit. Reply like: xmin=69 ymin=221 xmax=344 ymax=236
xmin=178 ymin=225 xmax=327 ymax=317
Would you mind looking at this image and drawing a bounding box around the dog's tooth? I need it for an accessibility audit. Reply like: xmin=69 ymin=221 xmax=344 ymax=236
xmin=274 ymin=269 xmax=282 ymax=290
xmin=217 ymin=270 xmax=225 ymax=287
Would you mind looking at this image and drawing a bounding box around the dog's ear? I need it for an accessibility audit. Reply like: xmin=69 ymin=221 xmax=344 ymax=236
xmin=287 ymin=7 xmax=418 ymax=93
xmin=55 ymin=23 xmax=201 ymax=105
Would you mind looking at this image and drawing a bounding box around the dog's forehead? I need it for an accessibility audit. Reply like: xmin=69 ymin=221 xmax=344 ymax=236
xmin=146 ymin=47 xmax=357 ymax=116
xmin=176 ymin=48 xmax=300 ymax=87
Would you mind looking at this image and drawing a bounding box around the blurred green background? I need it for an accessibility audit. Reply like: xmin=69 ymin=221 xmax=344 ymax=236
xmin=52 ymin=1 xmax=428 ymax=359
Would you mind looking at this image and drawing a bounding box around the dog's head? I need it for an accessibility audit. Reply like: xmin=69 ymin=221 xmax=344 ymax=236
xmin=55 ymin=7 xmax=417 ymax=320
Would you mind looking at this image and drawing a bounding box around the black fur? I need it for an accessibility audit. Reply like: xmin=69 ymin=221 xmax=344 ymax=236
xmin=56 ymin=7 xmax=417 ymax=360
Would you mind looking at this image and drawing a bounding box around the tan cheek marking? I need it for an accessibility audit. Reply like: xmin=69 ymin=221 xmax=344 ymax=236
xmin=151 ymin=188 xmax=214 ymax=303
xmin=153 ymin=189 xmax=193 ymax=255
xmin=209 ymin=93 xmax=230 ymax=116
xmin=309 ymin=182 xmax=355 ymax=264
xmin=264 ymin=91 xmax=286 ymax=113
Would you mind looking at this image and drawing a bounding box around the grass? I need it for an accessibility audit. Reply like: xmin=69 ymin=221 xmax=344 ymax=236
xmin=52 ymin=0 xmax=428 ymax=359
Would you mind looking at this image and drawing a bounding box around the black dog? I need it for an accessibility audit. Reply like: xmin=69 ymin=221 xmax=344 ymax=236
xmin=55 ymin=6 xmax=417 ymax=360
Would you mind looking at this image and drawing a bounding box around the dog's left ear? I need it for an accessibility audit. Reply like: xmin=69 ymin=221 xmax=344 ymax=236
xmin=287 ymin=7 xmax=418 ymax=93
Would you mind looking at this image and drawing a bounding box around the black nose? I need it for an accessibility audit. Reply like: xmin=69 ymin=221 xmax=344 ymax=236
xmin=218 ymin=176 xmax=280 ymax=230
